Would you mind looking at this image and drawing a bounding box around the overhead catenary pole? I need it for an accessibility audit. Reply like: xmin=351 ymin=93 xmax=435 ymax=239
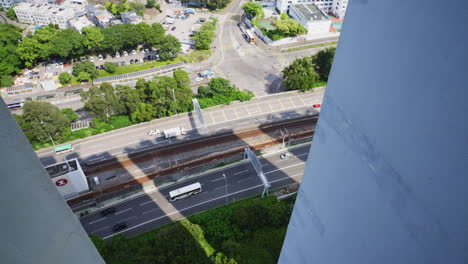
xmin=244 ymin=146 xmax=271 ymax=198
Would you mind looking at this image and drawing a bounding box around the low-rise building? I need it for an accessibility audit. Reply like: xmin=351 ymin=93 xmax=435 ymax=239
xmin=276 ymin=0 xmax=348 ymax=19
xmin=289 ymin=3 xmax=331 ymax=35
xmin=45 ymin=158 xmax=89 ymax=199
xmin=0 ymin=0 xmax=30 ymax=9
xmin=68 ymin=15 xmax=93 ymax=32
xmin=14 ymin=2 xmax=75 ymax=28
xmin=121 ymin=10 xmax=142 ymax=24
xmin=86 ymin=4 xmax=116 ymax=28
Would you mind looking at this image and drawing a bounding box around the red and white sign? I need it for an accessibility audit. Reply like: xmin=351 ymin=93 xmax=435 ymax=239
xmin=55 ymin=178 xmax=68 ymax=187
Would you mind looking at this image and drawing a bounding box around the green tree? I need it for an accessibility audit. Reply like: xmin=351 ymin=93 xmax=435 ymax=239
xmin=0 ymin=24 xmax=23 ymax=79
xmin=155 ymin=3 xmax=161 ymax=11
xmin=89 ymin=234 xmax=108 ymax=258
xmin=146 ymin=0 xmax=155 ymax=8
xmin=81 ymin=83 xmax=123 ymax=121
xmin=0 ymin=75 xmax=14 ymax=87
xmin=157 ymin=35 xmax=181 ymax=60
xmin=51 ymin=28 xmax=84 ymax=59
xmin=311 ymin=47 xmax=336 ymax=81
xmin=77 ymin=71 xmax=91 ymax=82
xmin=242 ymin=2 xmax=264 ymax=18
xmin=103 ymin=62 xmax=117 ymax=73
xmin=58 ymin=72 xmax=72 ymax=84
xmin=73 ymin=61 xmax=98 ymax=78
xmin=16 ymin=37 xmax=41 ymax=67
xmin=192 ymin=30 xmax=214 ymax=50
xmin=82 ymin=26 xmax=104 ymax=51
xmin=117 ymin=84 xmax=142 ymax=115
xmin=21 ymin=101 xmax=70 ymax=143
xmin=60 ymin=108 xmax=79 ymax=123
xmin=6 ymin=7 xmax=17 ymax=20
xmin=282 ymin=56 xmax=320 ymax=91
xmin=131 ymin=103 xmax=155 ymax=123
xmin=102 ymin=24 xmax=143 ymax=53
xmin=129 ymin=1 xmax=145 ymax=16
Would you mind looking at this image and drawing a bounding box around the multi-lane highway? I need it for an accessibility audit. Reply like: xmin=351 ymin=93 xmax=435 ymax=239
xmin=80 ymin=144 xmax=310 ymax=239
xmin=38 ymin=90 xmax=323 ymax=166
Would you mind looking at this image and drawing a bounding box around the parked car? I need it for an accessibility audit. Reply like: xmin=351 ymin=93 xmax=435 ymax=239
xmin=132 ymin=49 xmax=136 ymax=55
xmin=101 ymin=207 xmax=116 ymax=216
xmin=147 ymin=129 xmax=160 ymax=136
xmin=98 ymin=54 xmax=103 ymax=60
xmin=313 ymin=104 xmax=321 ymax=108
xmin=130 ymin=59 xmax=134 ymax=64
xmin=116 ymin=52 xmax=120 ymax=58
xmin=171 ymin=27 xmax=176 ymax=31
xmin=89 ymin=56 xmax=94 ymax=62
xmin=123 ymin=51 xmax=128 ymax=56
xmin=280 ymin=152 xmax=292 ymax=159
xmin=112 ymin=222 xmax=127 ymax=232
xmin=140 ymin=48 xmax=145 ymax=53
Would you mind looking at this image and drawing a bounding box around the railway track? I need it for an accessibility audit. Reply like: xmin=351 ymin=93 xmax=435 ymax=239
xmin=68 ymin=116 xmax=318 ymax=206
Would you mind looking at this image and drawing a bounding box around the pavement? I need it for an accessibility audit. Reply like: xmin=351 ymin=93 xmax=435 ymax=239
xmin=79 ymin=144 xmax=310 ymax=239
xmin=37 ymin=90 xmax=323 ymax=166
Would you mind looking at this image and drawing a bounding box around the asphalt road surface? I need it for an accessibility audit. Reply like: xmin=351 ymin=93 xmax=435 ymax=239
xmin=38 ymin=90 xmax=323 ymax=166
xmin=80 ymin=145 xmax=310 ymax=239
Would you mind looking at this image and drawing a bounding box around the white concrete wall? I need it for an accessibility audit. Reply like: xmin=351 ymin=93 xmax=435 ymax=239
xmin=279 ymin=0 xmax=468 ymax=263
xmin=305 ymin=19 xmax=331 ymax=34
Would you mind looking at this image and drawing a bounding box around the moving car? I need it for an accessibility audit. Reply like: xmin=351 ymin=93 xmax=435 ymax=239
xmin=101 ymin=207 xmax=116 ymax=216
xmin=112 ymin=222 xmax=127 ymax=232
xmin=313 ymin=104 xmax=321 ymax=108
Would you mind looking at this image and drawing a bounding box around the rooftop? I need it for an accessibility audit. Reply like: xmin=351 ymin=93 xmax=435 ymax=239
xmin=45 ymin=159 xmax=79 ymax=178
xmin=293 ymin=3 xmax=329 ymax=21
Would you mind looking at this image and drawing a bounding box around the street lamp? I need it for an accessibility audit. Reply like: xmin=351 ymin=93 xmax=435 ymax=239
xmin=222 ymin=173 xmax=228 ymax=206
xmin=39 ymin=119 xmax=56 ymax=146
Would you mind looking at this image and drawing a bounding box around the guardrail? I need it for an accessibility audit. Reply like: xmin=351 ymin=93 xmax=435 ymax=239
xmin=92 ymin=62 xmax=185 ymax=85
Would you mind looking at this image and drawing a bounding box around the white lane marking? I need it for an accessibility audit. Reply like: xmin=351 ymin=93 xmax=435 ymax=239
xmin=115 ymin=208 xmax=132 ymax=215
xmin=81 ymin=146 xmax=312 ymax=220
xmin=139 ymin=200 xmax=155 ymax=206
xmin=215 ymin=186 xmax=226 ymax=190
xmin=91 ymin=226 xmax=109 ymax=233
xmin=262 ymin=163 xmax=271 ymax=166
xmin=103 ymin=172 xmax=304 ymax=240
xmin=233 ymin=169 xmax=249 ymax=175
xmin=237 ymin=177 xmax=252 ymax=183
xmin=142 ymin=208 xmax=160 ymax=215
xmin=265 ymin=162 xmax=304 ymax=175
xmin=297 ymin=152 xmax=309 ymax=157
xmin=122 ymin=216 xmax=136 ymax=222
xmin=88 ymin=217 xmax=107 ymax=225
xmin=211 ymin=177 xmax=224 ymax=182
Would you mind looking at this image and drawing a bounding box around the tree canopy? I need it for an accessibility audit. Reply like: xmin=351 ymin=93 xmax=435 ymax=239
xmin=242 ymin=2 xmax=264 ymax=18
xmin=282 ymin=56 xmax=320 ymax=91
xmin=311 ymin=47 xmax=336 ymax=81
xmin=19 ymin=101 xmax=70 ymax=143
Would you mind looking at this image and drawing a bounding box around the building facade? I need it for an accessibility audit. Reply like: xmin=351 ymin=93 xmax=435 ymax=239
xmin=279 ymin=0 xmax=468 ymax=263
xmin=86 ymin=5 xmax=116 ymax=28
xmin=45 ymin=158 xmax=89 ymax=199
xmin=289 ymin=3 xmax=331 ymax=34
xmin=15 ymin=2 xmax=75 ymax=28
xmin=0 ymin=0 xmax=29 ymax=9
xmin=276 ymin=0 xmax=348 ymax=19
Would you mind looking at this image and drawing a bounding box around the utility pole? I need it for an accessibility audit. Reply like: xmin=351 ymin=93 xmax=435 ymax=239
xmin=223 ymin=173 xmax=228 ymax=206
xmin=172 ymin=88 xmax=178 ymax=115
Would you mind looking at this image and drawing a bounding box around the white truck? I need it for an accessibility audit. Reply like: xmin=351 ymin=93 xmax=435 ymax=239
xmin=164 ymin=126 xmax=186 ymax=138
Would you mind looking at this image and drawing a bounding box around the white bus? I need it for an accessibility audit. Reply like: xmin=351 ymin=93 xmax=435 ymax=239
xmin=245 ymin=30 xmax=255 ymax=44
xmin=169 ymin=182 xmax=202 ymax=202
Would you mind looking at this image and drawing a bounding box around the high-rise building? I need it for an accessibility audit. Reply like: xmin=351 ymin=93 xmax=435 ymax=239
xmin=0 ymin=100 xmax=104 ymax=263
xmin=279 ymin=0 xmax=468 ymax=263
xmin=0 ymin=0 xmax=29 ymax=9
